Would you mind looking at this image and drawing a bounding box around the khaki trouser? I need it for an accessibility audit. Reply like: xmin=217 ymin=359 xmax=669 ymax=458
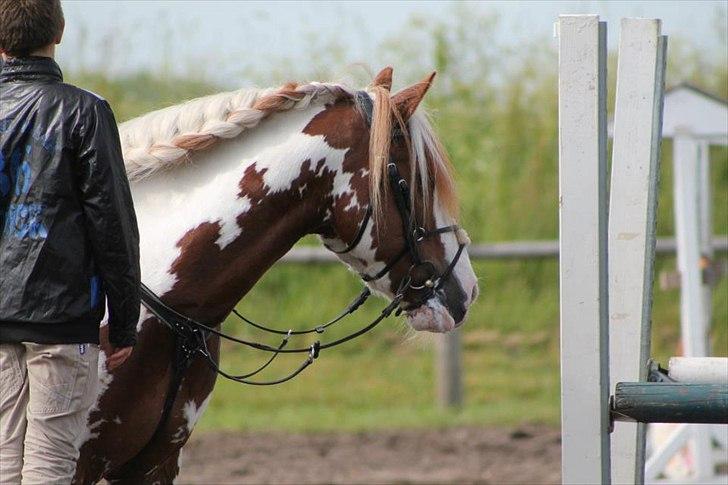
xmin=0 ymin=343 xmax=99 ymax=485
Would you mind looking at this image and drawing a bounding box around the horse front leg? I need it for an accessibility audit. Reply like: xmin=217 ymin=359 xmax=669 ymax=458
xmin=103 ymin=341 xmax=218 ymax=484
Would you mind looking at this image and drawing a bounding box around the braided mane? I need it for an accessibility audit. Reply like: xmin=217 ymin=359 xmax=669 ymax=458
xmin=119 ymin=80 xmax=458 ymax=218
xmin=120 ymin=82 xmax=354 ymax=181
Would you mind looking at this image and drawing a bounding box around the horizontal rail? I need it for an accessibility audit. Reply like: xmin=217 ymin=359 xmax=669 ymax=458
xmin=281 ymin=236 xmax=728 ymax=263
xmin=668 ymin=357 xmax=728 ymax=384
xmin=611 ymin=382 xmax=728 ymax=424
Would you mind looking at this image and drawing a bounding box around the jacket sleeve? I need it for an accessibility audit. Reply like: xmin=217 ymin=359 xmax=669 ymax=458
xmin=77 ymin=99 xmax=141 ymax=347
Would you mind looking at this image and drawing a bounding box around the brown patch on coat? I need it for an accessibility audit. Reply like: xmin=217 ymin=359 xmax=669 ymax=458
xmin=302 ymin=100 xmax=370 ymax=244
xmin=161 ymin=157 xmax=337 ymax=324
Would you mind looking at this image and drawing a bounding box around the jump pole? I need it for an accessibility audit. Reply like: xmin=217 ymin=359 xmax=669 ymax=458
xmin=612 ymin=383 xmax=728 ymax=425
xmin=667 ymin=357 xmax=728 ymax=385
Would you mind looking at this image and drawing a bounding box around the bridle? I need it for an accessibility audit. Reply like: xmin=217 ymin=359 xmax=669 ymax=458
xmin=138 ymin=90 xmax=468 ymax=387
xmin=326 ymin=91 xmax=467 ymax=311
xmin=325 ymin=158 xmax=466 ymax=314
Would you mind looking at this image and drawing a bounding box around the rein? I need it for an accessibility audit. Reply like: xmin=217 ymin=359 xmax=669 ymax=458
xmin=138 ymin=90 xmax=467 ymax=387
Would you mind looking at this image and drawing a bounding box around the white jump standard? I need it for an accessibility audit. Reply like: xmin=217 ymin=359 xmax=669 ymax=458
xmin=557 ymin=14 xmax=728 ymax=485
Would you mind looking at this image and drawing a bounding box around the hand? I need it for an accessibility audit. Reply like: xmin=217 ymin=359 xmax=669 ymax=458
xmin=103 ymin=345 xmax=133 ymax=371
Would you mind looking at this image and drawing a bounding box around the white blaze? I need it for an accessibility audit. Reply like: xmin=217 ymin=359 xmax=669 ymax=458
xmin=432 ymin=189 xmax=478 ymax=308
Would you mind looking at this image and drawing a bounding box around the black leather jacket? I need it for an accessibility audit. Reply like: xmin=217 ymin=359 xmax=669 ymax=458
xmin=0 ymin=57 xmax=140 ymax=346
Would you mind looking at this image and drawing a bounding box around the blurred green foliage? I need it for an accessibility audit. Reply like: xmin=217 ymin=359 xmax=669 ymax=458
xmin=66 ymin=6 xmax=727 ymax=431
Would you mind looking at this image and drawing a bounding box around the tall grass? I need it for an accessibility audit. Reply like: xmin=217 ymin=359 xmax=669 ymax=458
xmin=65 ymin=7 xmax=727 ymax=431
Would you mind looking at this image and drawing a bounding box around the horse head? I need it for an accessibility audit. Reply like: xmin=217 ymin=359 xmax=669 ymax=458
xmin=315 ymin=68 xmax=479 ymax=332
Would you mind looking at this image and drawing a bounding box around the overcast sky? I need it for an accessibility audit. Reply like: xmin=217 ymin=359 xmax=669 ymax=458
xmin=58 ymin=1 xmax=726 ymax=86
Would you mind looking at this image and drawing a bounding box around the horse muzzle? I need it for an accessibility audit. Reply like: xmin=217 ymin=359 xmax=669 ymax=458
xmin=406 ymin=298 xmax=457 ymax=333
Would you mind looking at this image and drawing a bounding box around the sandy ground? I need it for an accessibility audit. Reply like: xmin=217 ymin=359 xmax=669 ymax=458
xmin=176 ymin=425 xmax=561 ymax=484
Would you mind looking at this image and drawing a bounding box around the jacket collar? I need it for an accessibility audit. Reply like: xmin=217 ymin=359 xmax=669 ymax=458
xmin=0 ymin=56 xmax=63 ymax=83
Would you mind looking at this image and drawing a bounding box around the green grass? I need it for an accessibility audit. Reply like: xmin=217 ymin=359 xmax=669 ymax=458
xmin=197 ymin=259 xmax=563 ymax=433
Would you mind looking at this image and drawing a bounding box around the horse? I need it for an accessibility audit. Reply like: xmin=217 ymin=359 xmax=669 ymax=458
xmin=72 ymin=67 xmax=479 ymax=484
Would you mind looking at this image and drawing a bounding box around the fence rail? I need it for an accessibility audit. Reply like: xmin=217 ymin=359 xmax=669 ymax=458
xmin=281 ymin=236 xmax=728 ymax=263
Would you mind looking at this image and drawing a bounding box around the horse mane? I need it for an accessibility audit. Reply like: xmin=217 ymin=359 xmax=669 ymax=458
xmin=119 ymin=80 xmax=458 ymax=218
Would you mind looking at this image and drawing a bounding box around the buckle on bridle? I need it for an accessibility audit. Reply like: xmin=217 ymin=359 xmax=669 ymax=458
xmin=406 ymin=261 xmax=438 ymax=291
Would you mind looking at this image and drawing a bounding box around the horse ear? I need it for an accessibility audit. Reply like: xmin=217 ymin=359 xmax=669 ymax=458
xmin=391 ymin=71 xmax=436 ymax=122
xmin=372 ymin=66 xmax=393 ymax=91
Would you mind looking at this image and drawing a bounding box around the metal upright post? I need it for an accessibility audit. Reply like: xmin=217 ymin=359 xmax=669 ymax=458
xmin=557 ymin=15 xmax=610 ymax=485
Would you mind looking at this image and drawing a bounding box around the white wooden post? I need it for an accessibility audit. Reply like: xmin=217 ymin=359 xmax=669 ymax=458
xmin=697 ymin=141 xmax=713 ymax=352
xmin=670 ymin=134 xmax=715 ymax=480
xmin=557 ymin=15 xmax=610 ymax=485
xmin=673 ymin=133 xmax=709 ymax=359
xmin=608 ymin=18 xmax=667 ymax=485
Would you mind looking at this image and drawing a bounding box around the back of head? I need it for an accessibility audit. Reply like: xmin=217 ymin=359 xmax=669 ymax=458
xmin=0 ymin=0 xmax=64 ymax=57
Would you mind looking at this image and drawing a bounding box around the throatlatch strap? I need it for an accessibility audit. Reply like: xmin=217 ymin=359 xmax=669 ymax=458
xmin=327 ymin=206 xmax=373 ymax=254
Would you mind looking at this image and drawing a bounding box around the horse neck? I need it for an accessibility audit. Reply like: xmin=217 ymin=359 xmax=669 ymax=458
xmin=132 ymin=106 xmax=354 ymax=325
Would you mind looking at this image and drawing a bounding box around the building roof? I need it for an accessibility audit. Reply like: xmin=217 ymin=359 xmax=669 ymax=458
xmin=662 ymin=83 xmax=727 ymax=144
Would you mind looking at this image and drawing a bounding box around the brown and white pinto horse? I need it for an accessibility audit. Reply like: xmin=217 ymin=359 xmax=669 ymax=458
xmin=72 ymin=68 xmax=478 ymax=484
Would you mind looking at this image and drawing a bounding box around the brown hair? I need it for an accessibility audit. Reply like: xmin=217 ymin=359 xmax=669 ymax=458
xmin=0 ymin=0 xmax=64 ymax=57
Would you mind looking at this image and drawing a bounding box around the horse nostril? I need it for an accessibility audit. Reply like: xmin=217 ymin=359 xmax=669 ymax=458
xmin=449 ymin=301 xmax=467 ymax=325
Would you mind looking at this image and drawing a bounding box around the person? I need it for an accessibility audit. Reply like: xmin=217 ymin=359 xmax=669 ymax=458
xmin=0 ymin=1 xmax=141 ymax=482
